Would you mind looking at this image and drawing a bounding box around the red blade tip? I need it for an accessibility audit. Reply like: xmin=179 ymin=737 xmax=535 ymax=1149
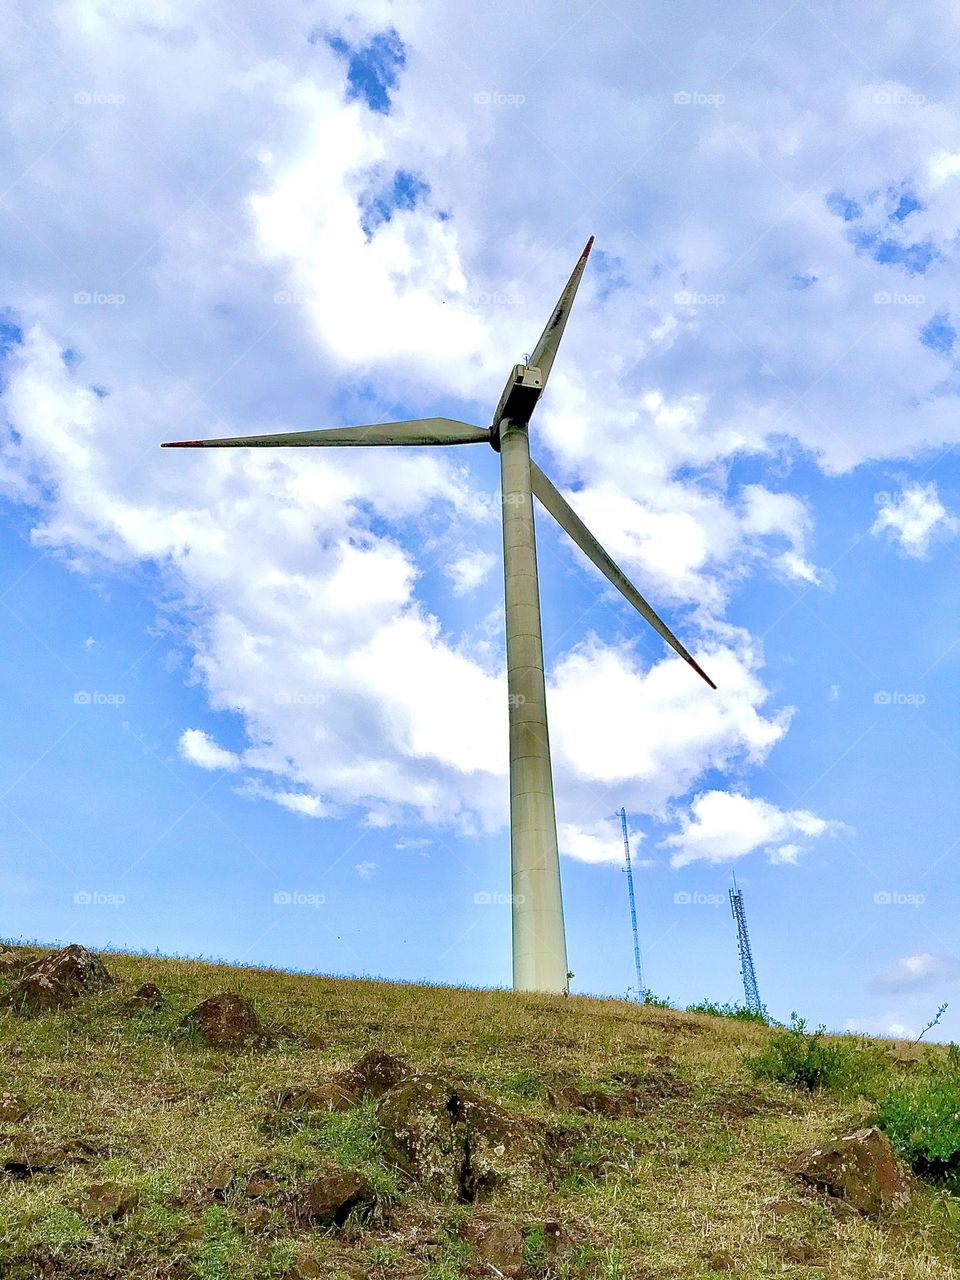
xmin=581 ymin=235 xmax=595 ymax=259
xmin=161 ymin=440 xmax=205 ymax=447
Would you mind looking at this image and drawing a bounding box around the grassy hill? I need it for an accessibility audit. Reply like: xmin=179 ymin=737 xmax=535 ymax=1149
xmin=1 ymin=943 xmax=959 ymax=1279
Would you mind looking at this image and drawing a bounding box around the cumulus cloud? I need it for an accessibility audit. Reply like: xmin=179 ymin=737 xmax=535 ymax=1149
xmin=662 ymin=790 xmax=842 ymax=868
xmin=2 ymin=0 xmax=958 ymax=862
xmin=178 ymin=729 xmax=242 ymax=772
xmin=444 ymin=549 xmax=497 ymax=595
xmin=872 ymin=483 xmax=959 ymax=558
xmin=871 ymin=952 xmax=958 ymax=993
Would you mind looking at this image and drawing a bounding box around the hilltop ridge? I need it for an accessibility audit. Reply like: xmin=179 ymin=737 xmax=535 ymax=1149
xmin=0 ymin=943 xmax=957 ymax=1279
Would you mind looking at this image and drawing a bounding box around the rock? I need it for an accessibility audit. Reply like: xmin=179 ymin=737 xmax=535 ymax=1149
xmin=795 ymin=1127 xmax=912 ymax=1216
xmin=6 ymin=945 xmax=113 ymax=1014
xmin=245 ymin=1205 xmax=271 ymax=1231
xmin=5 ymin=1136 xmax=101 ymax=1178
xmin=475 ymin=1221 xmax=524 ymax=1278
xmin=81 ymin=1182 xmax=139 ymax=1219
xmin=337 ymin=1049 xmax=408 ymax=1099
xmin=270 ymin=1082 xmax=358 ymax=1115
xmin=204 ymin=1161 xmax=235 ymax=1195
xmin=377 ymin=1072 xmax=544 ymax=1201
xmin=0 ymin=1093 xmax=28 ymax=1123
xmin=298 ymin=1170 xmax=376 ymax=1227
xmin=706 ymin=1248 xmax=736 ymax=1271
xmin=183 ymin=993 xmax=264 ymax=1047
xmin=287 ymin=1259 xmax=323 ymax=1279
xmin=121 ymin=982 xmax=163 ymax=1014
xmin=245 ymin=1170 xmax=279 ymax=1199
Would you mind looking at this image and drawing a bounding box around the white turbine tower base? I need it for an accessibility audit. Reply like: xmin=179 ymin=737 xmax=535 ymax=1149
xmin=162 ymin=236 xmax=716 ymax=994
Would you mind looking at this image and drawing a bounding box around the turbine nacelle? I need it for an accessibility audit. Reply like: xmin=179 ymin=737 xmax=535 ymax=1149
xmin=491 ymin=363 xmax=543 ymax=447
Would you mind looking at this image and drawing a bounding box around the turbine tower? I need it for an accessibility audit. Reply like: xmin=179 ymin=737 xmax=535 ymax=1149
xmin=619 ymin=807 xmax=643 ymax=999
xmin=162 ymin=238 xmax=716 ymax=993
xmin=729 ymin=877 xmax=762 ymax=1015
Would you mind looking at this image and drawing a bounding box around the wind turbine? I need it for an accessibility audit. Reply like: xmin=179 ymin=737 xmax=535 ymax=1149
xmin=162 ymin=237 xmax=716 ymax=994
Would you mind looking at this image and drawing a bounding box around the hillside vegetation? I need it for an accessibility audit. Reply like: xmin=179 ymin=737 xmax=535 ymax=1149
xmin=1 ymin=943 xmax=959 ymax=1279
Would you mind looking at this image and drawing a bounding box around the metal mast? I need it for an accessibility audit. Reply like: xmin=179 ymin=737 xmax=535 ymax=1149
xmin=729 ymin=876 xmax=762 ymax=1014
xmin=619 ymin=808 xmax=643 ymax=998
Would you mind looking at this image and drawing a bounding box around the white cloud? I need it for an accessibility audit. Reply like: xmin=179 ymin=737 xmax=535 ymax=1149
xmin=662 ymin=790 xmax=841 ymax=868
xmin=444 ymin=549 xmax=496 ymax=596
xmin=178 ymin=728 xmax=242 ymax=772
xmin=355 ymin=860 xmax=378 ymax=879
xmin=871 ymin=952 xmax=958 ymax=993
xmin=872 ymin=483 xmax=959 ymax=558
xmin=3 ymin=0 xmax=957 ymax=861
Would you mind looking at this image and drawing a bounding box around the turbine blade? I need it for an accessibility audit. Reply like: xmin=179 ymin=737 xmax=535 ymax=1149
xmin=162 ymin=418 xmax=490 ymax=448
xmin=528 ymin=236 xmax=594 ymax=389
xmin=530 ymin=462 xmax=717 ymax=689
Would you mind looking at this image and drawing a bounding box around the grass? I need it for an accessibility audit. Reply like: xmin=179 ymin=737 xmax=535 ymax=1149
xmin=0 ymin=945 xmax=958 ymax=1278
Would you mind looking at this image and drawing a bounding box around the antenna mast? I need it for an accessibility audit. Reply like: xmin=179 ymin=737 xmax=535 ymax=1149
xmin=619 ymin=808 xmax=644 ymax=999
xmin=729 ymin=876 xmax=762 ymax=1014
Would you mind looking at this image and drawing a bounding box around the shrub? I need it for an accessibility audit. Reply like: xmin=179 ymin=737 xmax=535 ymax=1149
xmin=687 ymin=999 xmax=770 ymax=1025
xmin=638 ymin=989 xmax=673 ymax=1009
xmin=745 ymin=1015 xmax=889 ymax=1096
xmin=879 ymin=1054 xmax=960 ymax=1185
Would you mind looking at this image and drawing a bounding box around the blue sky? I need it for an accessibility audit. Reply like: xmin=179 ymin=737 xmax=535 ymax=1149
xmin=2 ymin=1 xmax=960 ymax=1037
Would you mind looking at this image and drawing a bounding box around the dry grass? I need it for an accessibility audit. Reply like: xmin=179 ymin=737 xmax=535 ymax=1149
xmin=0 ymin=945 xmax=958 ymax=1278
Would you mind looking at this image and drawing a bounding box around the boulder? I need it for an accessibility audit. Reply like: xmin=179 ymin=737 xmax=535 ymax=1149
xmin=475 ymin=1221 xmax=524 ymax=1278
xmin=6 ymin=945 xmax=113 ymax=1014
xmin=80 ymin=1182 xmax=139 ymax=1219
xmin=121 ymin=982 xmax=163 ymax=1014
xmin=377 ymin=1072 xmax=543 ymax=1201
xmin=298 ymin=1170 xmax=376 ymax=1227
xmin=4 ymin=1136 xmax=101 ymax=1178
xmin=0 ymin=1093 xmax=28 ymax=1123
xmin=270 ymin=1082 xmax=358 ymax=1115
xmin=245 ymin=1170 xmax=279 ymax=1199
xmin=795 ymin=1127 xmax=912 ymax=1216
xmin=336 ymin=1049 xmax=408 ymax=1099
xmin=183 ymin=993 xmax=263 ymax=1047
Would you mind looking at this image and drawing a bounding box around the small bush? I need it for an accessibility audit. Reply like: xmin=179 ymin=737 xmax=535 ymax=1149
xmin=745 ymin=1015 xmax=888 ymax=1096
xmin=687 ymin=999 xmax=770 ymax=1025
xmin=638 ymin=989 xmax=673 ymax=1009
xmin=879 ymin=1059 xmax=960 ymax=1185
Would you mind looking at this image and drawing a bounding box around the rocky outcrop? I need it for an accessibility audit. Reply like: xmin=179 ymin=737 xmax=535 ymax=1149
xmin=336 ymin=1049 xmax=408 ymax=1099
xmin=80 ymin=1182 xmax=139 ymax=1219
xmin=795 ymin=1127 xmax=913 ymax=1216
xmin=183 ymin=993 xmax=264 ymax=1047
xmin=298 ymin=1170 xmax=377 ymax=1227
xmin=120 ymin=982 xmax=163 ymax=1015
xmin=377 ymin=1072 xmax=543 ymax=1201
xmin=5 ymin=945 xmax=113 ymax=1014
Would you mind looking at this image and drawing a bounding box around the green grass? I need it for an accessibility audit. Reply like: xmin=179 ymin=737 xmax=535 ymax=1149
xmin=0 ymin=945 xmax=959 ymax=1278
